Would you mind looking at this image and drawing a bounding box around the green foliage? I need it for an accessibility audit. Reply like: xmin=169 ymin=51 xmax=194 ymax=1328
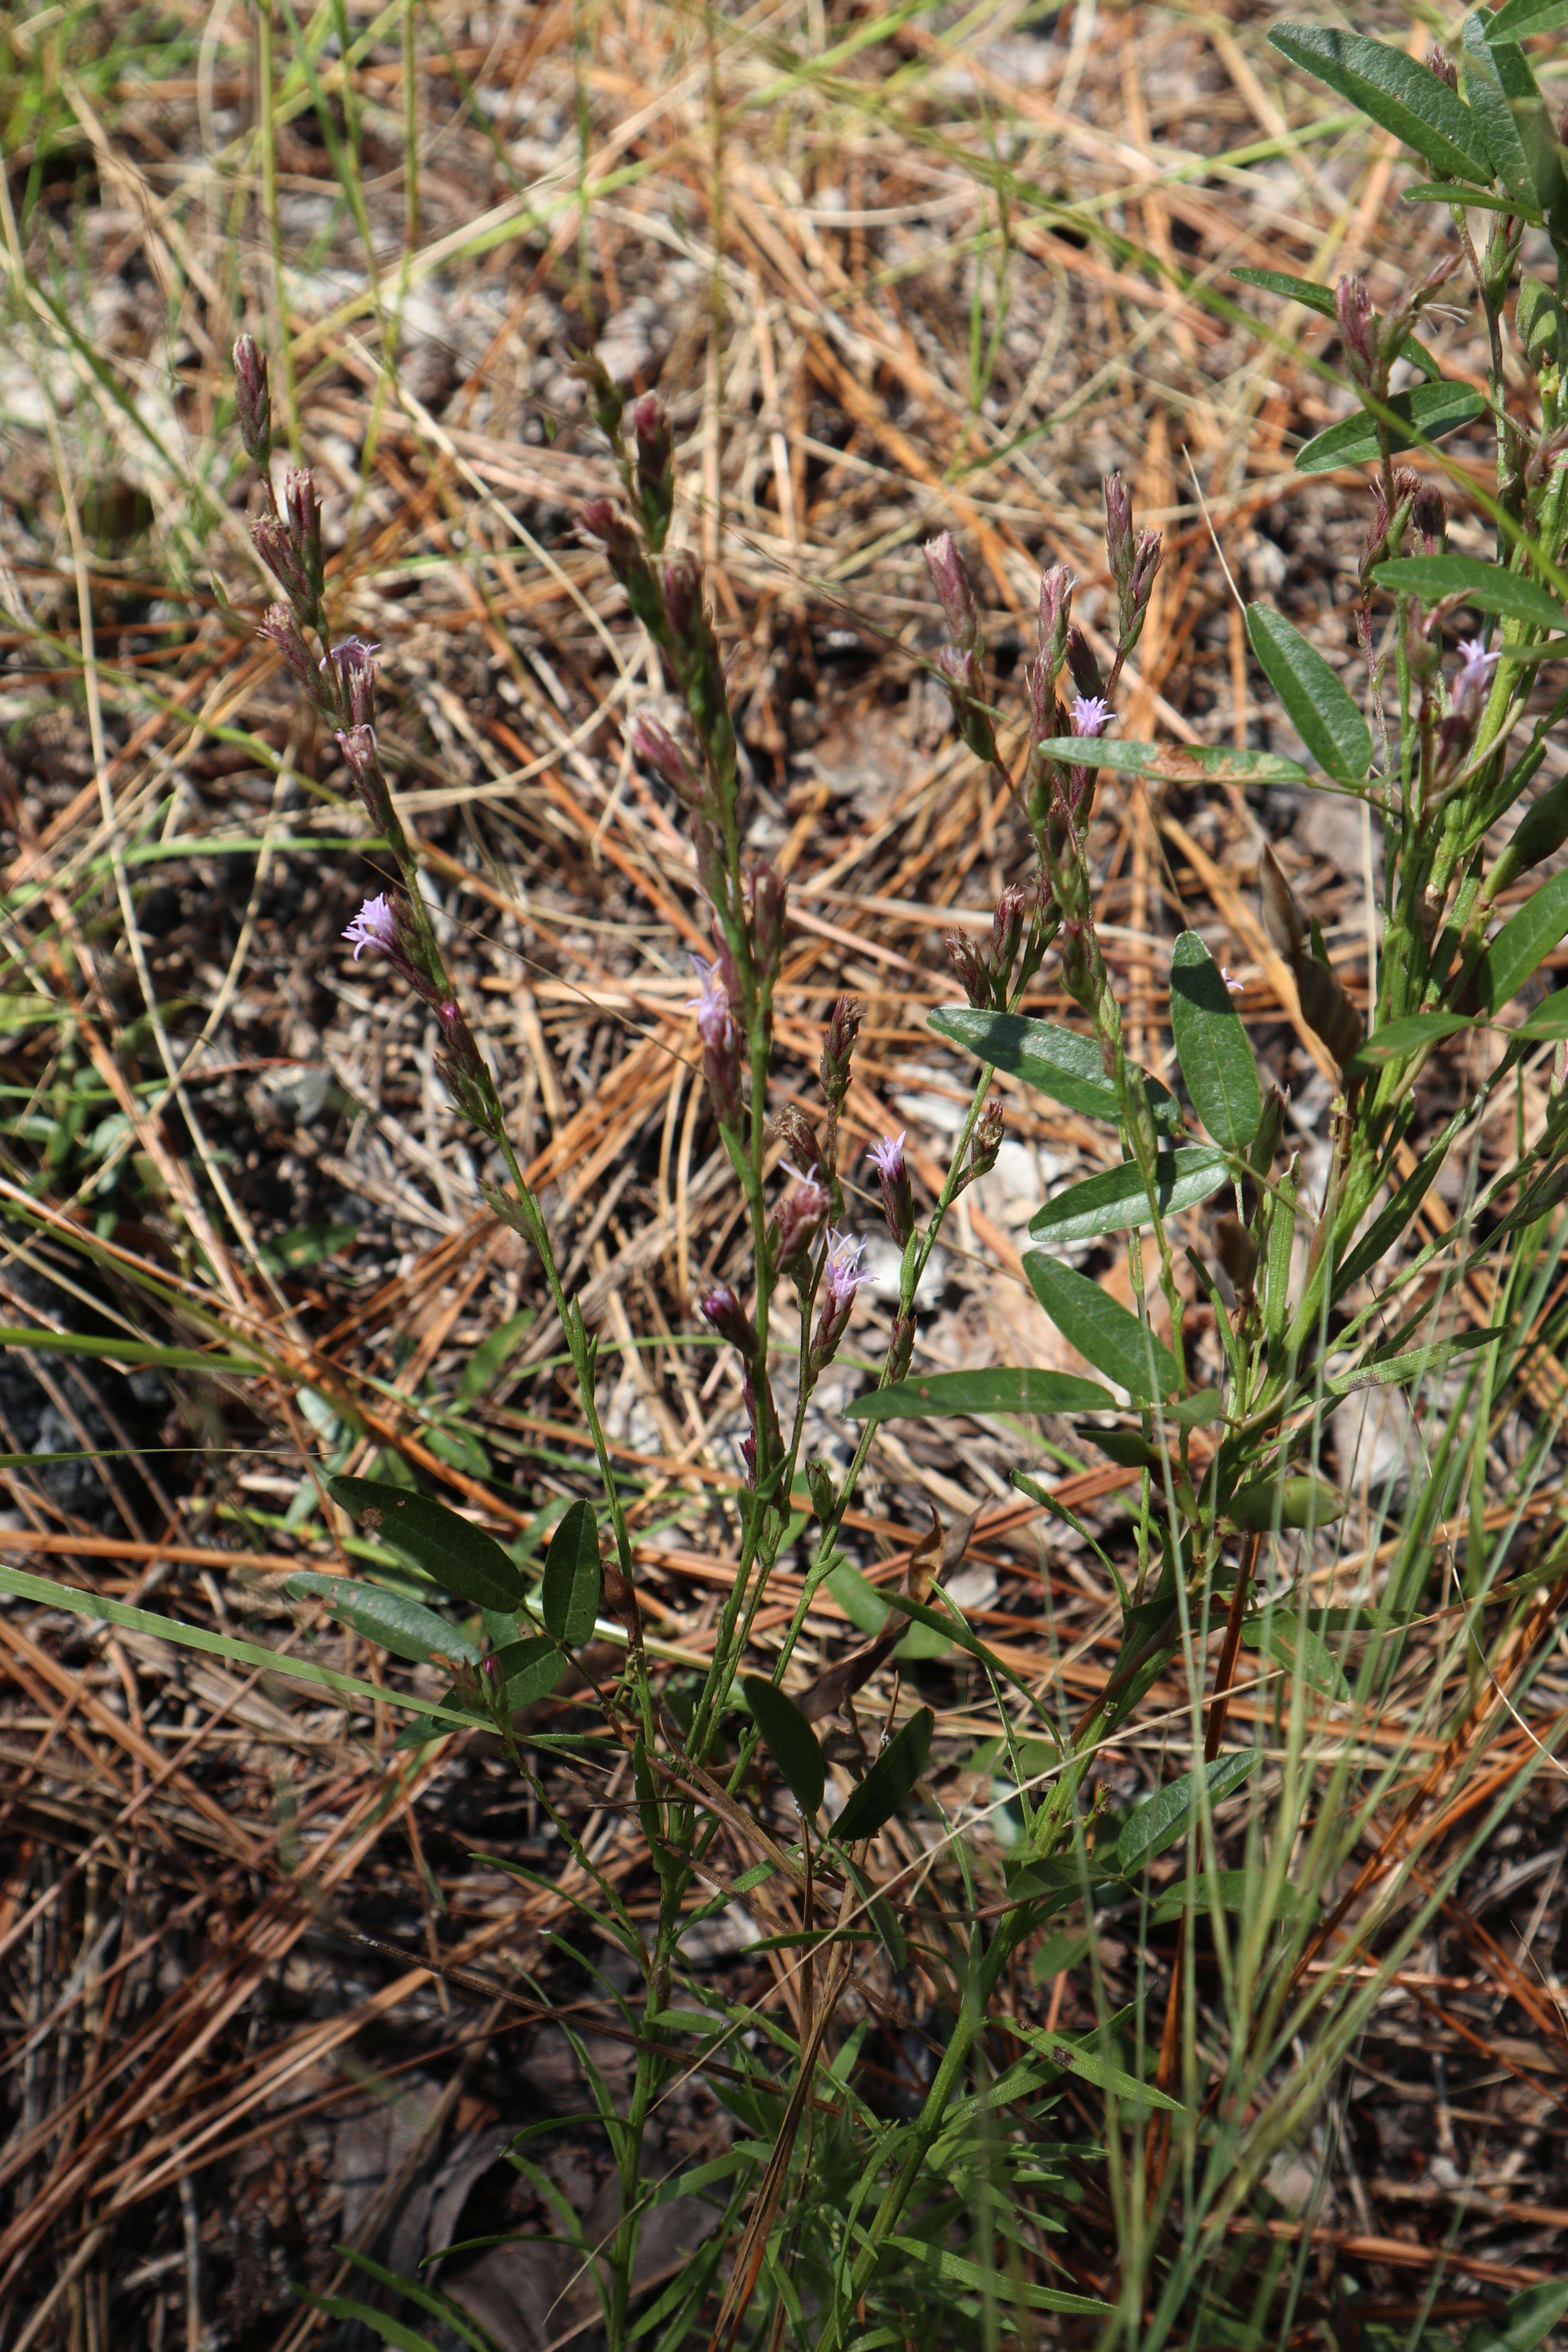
xmin=1023 ymin=1252 xmax=1181 ymax=1400
xmin=1027 ymin=1148 xmax=1229 ymax=1242
xmin=844 ymin=1366 xmax=1111 ymax=1421
xmin=742 ymin=1675 xmax=824 ymax=1818
xmin=1169 ymin=931 xmax=1263 ymax=1149
xmin=541 ymin=1499 xmax=602 ymax=1643
xmin=832 ymin=1709 xmax=934 ymax=1844
xmin=328 ymin=1477 xmax=523 ymax=1612
xmin=1245 ymin=606 xmax=1373 ymax=783
xmin=1116 ymin=1752 xmax=1260 ymax=1873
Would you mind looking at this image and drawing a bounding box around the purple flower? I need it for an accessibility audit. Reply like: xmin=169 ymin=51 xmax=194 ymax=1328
xmin=822 ymin=1229 xmax=866 ymax=1307
xmin=1451 ymin=636 xmax=1502 ymax=724
xmin=343 ymin=893 xmax=399 ymax=962
xmin=324 ymin=637 xmax=380 ymax=728
xmin=688 ymin=954 xmax=742 ymax=1127
xmin=687 ymin=953 xmax=730 ymax=1033
xmin=1070 ymin=694 xmax=1111 ymax=739
xmin=867 ymin=1132 xmax=906 ymax=1184
xmin=867 ymin=1132 xmax=914 ymax=1249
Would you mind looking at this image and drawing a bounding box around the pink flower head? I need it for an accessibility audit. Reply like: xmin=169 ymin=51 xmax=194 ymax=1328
xmin=687 ymin=953 xmax=731 ymax=1036
xmin=343 ymin=893 xmax=399 ymax=962
xmin=867 ymin=1131 xmax=906 ymax=1183
xmin=1451 ymin=635 xmax=1502 ymax=723
xmin=1070 ymin=693 xmax=1111 ymax=739
xmin=822 ymin=1229 xmax=866 ymax=1308
xmin=1221 ymin=967 xmax=1245 ymax=997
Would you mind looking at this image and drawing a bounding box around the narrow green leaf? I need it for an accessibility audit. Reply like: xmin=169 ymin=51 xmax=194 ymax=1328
xmin=1347 ymin=1009 xmax=1477 ymax=1069
xmin=1150 ymin=1870 xmax=1305 ymax=1926
xmin=541 ymin=1499 xmax=601 ymax=1644
xmin=491 ymin=1635 xmax=570 ymax=1707
xmin=844 ymin=1366 xmax=1112 ymax=1423
xmin=1030 ymin=737 xmax=1308 ymax=784
xmin=1023 ymin=1253 xmax=1181 ymax=1401
xmin=329 ymin=1477 xmax=523 ymax=1612
xmin=1004 ymin=2019 xmax=1186 ymax=2115
xmin=0 ymin=1325 xmax=260 ymax=1376
xmin=832 ymin=1708 xmax=933 ymax=1845
xmin=742 ymin=1676 xmax=825 ymax=1819
xmin=284 ymin=1573 xmax=478 ymax=1666
xmin=1170 ymin=932 xmax=1263 ymax=1148
xmin=929 ymin=1006 xmax=1180 ymax=1125
xmin=1028 ymin=1147 xmax=1229 ymax=1242
xmin=1484 ymin=0 xmax=1568 ymax=38
xmin=1241 ymin=1608 xmax=1350 ymax=1701
xmin=333 ymin=2249 xmax=499 ymax=2352
xmin=884 ymin=2237 xmax=1113 ymax=2316
xmin=1476 ymin=868 xmax=1568 ymax=1012
xmin=1327 ymin=1326 xmax=1506 ymax=1395
xmin=1116 ymin=1751 xmax=1260 ymax=1873
xmin=1245 ymin=606 xmax=1373 ymax=782
xmin=1402 ymin=181 xmax=1536 ymax=215
xmin=1515 ymin=993 xmax=1568 ymax=1040
xmin=294 ymin=2300 xmax=443 ymax=2352
xmin=456 ymin=1309 xmax=535 ymax=1403
xmin=826 ymin=1559 xmax=890 ymax=1634
xmin=1465 ymin=2281 xmax=1568 ymax=2352
xmin=0 ymin=1561 xmax=486 ymax=1735
xmin=1296 ymin=381 xmax=1486 ymax=474
xmin=1267 ymin=25 xmax=1493 ymax=181
xmin=1233 ymin=267 xmax=1440 ymax=375
xmin=1372 ymin=554 xmax=1566 ymax=633
xmin=1461 ymin=15 xmax=1564 ymax=222
xmin=1225 ymin=1474 xmax=1345 ymax=1531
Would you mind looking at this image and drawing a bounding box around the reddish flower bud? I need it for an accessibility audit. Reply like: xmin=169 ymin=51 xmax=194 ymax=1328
xmin=923 ymin=531 xmax=981 ymax=655
xmin=233 ymin=334 xmax=271 ymax=465
xmin=867 ymin=1132 xmax=915 ymax=1248
xmin=252 ymin=513 xmax=312 ymax=607
xmin=627 ymin=391 xmax=675 ymax=550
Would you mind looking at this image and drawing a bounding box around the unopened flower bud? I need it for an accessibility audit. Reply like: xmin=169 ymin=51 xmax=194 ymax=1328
xmin=887 ymin=1311 xmax=916 ymax=1382
xmin=630 ymin=710 xmax=702 ymax=805
xmin=661 ymin=552 xmax=705 ymax=650
xmin=945 ymin=929 xmax=989 ymax=1009
xmin=252 ymin=512 xmax=312 ymax=607
xmin=770 ymin=1104 xmax=822 ymax=1175
xmin=1121 ymin=528 xmax=1162 ymax=654
xmin=923 ymin=530 xmax=981 ymax=655
xmin=1104 ymin=473 xmax=1134 ymax=588
xmin=749 ymin=861 xmax=787 ymax=986
xmin=820 ymin=995 xmax=861 ymax=1111
xmin=284 ymin=468 xmax=323 ymax=603
xmin=1426 ymin=41 xmax=1457 ymax=91
xmin=257 ymin=603 xmax=330 ymax=710
xmin=233 ymin=334 xmax=272 ymax=466
xmin=934 ymin=645 xmax=998 ymax=764
xmin=569 ymin=348 xmax=625 ymax=443
xmin=627 ymin=391 xmax=675 ymax=550
xmin=1412 ymin=481 xmax=1446 ymax=554
xmin=1336 ymin=274 xmax=1377 ymax=389
xmin=807 ymin=1456 xmax=837 ymax=1521
xmin=325 ymin=636 xmax=380 ymax=729
xmin=1064 ymin=624 xmax=1103 ymax=708
xmin=775 ymin=1176 xmax=831 ymax=1268
xmin=1038 ymin=562 xmax=1072 ymax=684
xmin=700 ymin=1281 xmax=757 ymax=1363
xmin=989 ymin=883 xmax=1026 ymax=992
xmin=867 ymin=1131 xmax=915 ymax=1248
xmin=969 ymin=1094 xmax=1004 ymax=1184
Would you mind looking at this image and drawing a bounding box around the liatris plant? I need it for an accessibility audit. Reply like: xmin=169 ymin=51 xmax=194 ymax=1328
xmin=228 ymin=7 xmax=1568 ymax=2318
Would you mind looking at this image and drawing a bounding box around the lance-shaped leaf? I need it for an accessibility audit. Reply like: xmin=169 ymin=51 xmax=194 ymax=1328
xmin=1296 ymin=381 xmax=1486 ymax=475
xmin=1475 ymin=867 xmax=1568 ymax=1012
xmin=1241 ymin=1608 xmax=1350 ymax=1701
xmin=929 ymin=1007 xmax=1181 ymax=1126
xmin=541 ymin=1499 xmax=601 ymax=1644
xmin=1347 ymin=1010 xmax=1477 ymax=1069
xmin=1225 ymin=1474 xmax=1345 ymax=1531
xmin=1267 ymin=25 xmax=1494 ymax=182
xmin=285 ymin=1573 xmax=479 ymax=1666
xmin=1233 ymin=267 xmax=1440 ymax=376
xmin=1002 ymin=2018 xmax=1185 ymax=2115
xmin=832 ymin=1708 xmax=933 ymax=1845
xmin=1484 ymin=0 xmax=1568 ymax=37
xmin=845 ymin=1366 xmax=1112 ymax=1423
xmin=1024 ymin=1254 xmax=1181 ymax=1401
xmin=1461 ymin=14 xmax=1564 ymax=223
xmin=1030 ymin=737 xmax=1308 ymax=785
xmin=1372 ymin=554 xmax=1566 ymax=633
xmin=1028 ymin=1148 xmax=1229 ymax=1243
xmin=742 ymin=1675 xmax=825 ymax=1819
xmin=1246 ymin=606 xmax=1373 ymax=783
xmin=490 ymin=1635 xmax=570 ymax=1707
xmin=1116 ymin=1750 xmax=1260 ymax=1874
xmin=1170 ymin=932 xmax=1263 ymax=1149
xmin=328 ymin=1477 xmax=522 ymax=1612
